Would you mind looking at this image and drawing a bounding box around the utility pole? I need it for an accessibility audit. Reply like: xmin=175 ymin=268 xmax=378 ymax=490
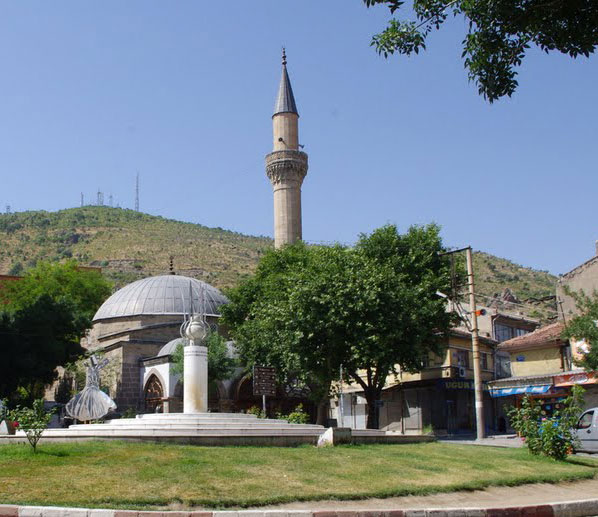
xmin=440 ymin=246 xmax=485 ymax=440
xmin=339 ymin=364 xmax=345 ymax=427
xmin=466 ymin=246 xmax=485 ymax=440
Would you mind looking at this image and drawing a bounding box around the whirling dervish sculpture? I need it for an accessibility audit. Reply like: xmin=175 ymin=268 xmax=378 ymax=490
xmin=65 ymin=355 xmax=116 ymax=421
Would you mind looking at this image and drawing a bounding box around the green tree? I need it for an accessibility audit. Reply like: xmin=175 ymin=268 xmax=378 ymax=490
xmin=1 ymin=260 xmax=112 ymax=320
xmin=0 ymin=296 xmax=86 ymax=400
xmin=0 ymin=261 xmax=112 ymax=400
xmin=561 ymin=290 xmax=598 ymax=371
xmin=222 ymin=224 xmax=456 ymax=428
xmin=364 ymin=0 xmax=598 ymax=102
xmin=170 ymin=332 xmax=238 ymax=382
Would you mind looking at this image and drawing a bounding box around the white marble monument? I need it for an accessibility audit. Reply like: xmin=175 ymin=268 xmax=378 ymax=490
xmin=182 ymin=315 xmax=209 ymax=414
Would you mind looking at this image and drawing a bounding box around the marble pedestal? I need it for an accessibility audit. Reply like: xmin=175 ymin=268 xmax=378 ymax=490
xmin=183 ymin=345 xmax=208 ymax=414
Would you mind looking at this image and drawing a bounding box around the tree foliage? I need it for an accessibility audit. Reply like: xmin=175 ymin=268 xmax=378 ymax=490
xmin=222 ymin=224 xmax=457 ymax=428
xmin=0 ymin=296 xmax=86 ymax=400
xmin=0 ymin=261 xmax=112 ymax=400
xmin=364 ymin=0 xmax=598 ymax=102
xmin=170 ymin=332 xmax=238 ymax=382
xmin=561 ymin=290 xmax=598 ymax=371
xmin=0 ymin=260 xmax=112 ymax=321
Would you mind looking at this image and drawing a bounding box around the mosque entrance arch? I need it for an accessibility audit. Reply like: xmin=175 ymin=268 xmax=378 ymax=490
xmin=144 ymin=374 xmax=164 ymax=413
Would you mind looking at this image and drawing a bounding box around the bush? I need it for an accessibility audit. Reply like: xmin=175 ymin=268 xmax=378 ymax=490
xmin=247 ymin=405 xmax=266 ymax=418
xmin=8 ymin=399 xmax=54 ymax=452
xmin=507 ymin=385 xmax=584 ymax=460
xmin=121 ymin=408 xmax=137 ymax=419
xmin=276 ymin=404 xmax=310 ymax=424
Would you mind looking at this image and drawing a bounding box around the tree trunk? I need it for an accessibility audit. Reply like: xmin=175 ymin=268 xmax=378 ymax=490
xmin=364 ymin=388 xmax=382 ymax=429
xmin=316 ymin=397 xmax=329 ymax=426
xmin=308 ymin=379 xmax=332 ymax=426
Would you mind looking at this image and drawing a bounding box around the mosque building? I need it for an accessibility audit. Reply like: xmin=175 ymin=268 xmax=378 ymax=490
xmin=78 ymin=51 xmax=311 ymax=416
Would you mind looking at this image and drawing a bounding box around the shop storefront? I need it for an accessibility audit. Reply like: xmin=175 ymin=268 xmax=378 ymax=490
xmin=370 ymin=379 xmax=494 ymax=435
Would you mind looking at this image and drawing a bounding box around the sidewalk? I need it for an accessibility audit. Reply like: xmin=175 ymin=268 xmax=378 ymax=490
xmin=437 ymin=434 xmax=525 ymax=448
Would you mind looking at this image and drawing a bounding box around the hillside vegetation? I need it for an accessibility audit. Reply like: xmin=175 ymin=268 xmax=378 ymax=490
xmin=0 ymin=207 xmax=557 ymax=318
xmin=0 ymin=207 xmax=270 ymax=290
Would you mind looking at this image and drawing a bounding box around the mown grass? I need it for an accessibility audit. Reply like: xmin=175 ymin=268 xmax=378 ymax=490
xmin=0 ymin=441 xmax=596 ymax=510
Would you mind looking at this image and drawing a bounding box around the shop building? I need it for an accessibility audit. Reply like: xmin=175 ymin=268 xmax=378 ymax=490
xmin=333 ymin=330 xmax=498 ymax=434
xmin=488 ymin=321 xmax=598 ymax=429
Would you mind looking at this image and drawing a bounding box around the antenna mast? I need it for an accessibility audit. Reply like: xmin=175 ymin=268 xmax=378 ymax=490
xmin=135 ymin=172 xmax=140 ymax=212
xmin=80 ymin=192 xmax=84 ymax=207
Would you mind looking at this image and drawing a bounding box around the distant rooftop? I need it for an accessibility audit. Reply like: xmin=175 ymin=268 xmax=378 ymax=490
xmin=498 ymin=321 xmax=565 ymax=351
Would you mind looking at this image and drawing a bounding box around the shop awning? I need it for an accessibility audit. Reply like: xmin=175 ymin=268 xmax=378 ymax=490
xmin=489 ymin=385 xmax=551 ymax=398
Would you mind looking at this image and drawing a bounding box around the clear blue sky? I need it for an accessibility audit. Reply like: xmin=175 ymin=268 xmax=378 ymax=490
xmin=0 ymin=2 xmax=596 ymax=275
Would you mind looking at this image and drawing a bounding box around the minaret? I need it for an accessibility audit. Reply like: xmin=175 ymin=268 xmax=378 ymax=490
xmin=266 ymin=49 xmax=308 ymax=248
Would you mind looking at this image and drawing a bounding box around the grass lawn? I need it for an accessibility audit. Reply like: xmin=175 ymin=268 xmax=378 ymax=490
xmin=0 ymin=441 xmax=596 ymax=509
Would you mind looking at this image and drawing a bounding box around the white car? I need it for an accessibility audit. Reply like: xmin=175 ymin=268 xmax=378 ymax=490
xmin=575 ymin=408 xmax=598 ymax=452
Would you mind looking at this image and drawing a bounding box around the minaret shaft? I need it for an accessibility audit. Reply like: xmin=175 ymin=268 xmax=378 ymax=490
xmin=266 ymin=51 xmax=308 ymax=249
xmin=273 ymin=112 xmax=299 ymax=151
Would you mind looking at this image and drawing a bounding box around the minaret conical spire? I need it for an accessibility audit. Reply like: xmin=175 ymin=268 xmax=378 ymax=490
xmin=274 ymin=48 xmax=298 ymax=116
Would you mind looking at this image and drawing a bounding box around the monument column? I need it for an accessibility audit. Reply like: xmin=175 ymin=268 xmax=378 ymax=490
xmin=182 ymin=314 xmax=209 ymax=414
xmin=183 ymin=344 xmax=208 ymax=413
xmin=266 ymin=49 xmax=308 ymax=249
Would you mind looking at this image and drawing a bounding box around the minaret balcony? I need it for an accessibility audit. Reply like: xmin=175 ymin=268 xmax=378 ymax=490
xmin=265 ymin=150 xmax=308 ymax=186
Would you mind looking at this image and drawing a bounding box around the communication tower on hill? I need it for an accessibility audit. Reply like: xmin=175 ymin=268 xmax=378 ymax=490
xmin=80 ymin=193 xmax=84 ymax=207
xmin=135 ymin=172 xmax=140 ymax=212
xmin=97 ymin=190 xmax=104 ymax=206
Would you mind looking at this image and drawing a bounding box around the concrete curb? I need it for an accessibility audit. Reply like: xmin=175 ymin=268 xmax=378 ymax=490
xmin=2 ymin=501 xmax=598 ymax=517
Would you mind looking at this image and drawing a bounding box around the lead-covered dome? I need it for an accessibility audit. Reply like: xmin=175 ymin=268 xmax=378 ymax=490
xmin=157 ymin=337 xmax=186 ymax=357
xmin=93 ymin=275 xmax=228 ymax=322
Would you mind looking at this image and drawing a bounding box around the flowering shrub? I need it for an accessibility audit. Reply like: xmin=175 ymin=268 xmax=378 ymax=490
xmin=507 ymin=385 xmax=584 ymax=460
xmin=8 ymin=399 xmax=54 ymax=452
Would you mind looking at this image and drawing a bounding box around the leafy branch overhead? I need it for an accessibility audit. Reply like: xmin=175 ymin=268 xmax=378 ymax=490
xmin=364 ymin=0 xmax=598 ymax=102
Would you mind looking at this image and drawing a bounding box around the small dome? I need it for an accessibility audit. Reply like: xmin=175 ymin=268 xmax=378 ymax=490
xmin=158 ymin=337 xmax=187 ymax=357
xmin=93 ymin=275 xmax=228 ymax=321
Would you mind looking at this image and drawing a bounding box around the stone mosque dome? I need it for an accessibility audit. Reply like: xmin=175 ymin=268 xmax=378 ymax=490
xmin=157 ymin=337 xmax=187 ymax=357
xmin=93 ymin=274 xmax=229 ymax=322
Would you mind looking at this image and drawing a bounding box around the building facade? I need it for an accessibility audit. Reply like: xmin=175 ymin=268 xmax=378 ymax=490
xmin=557 ymin=245 xmax=598 ymax=319
xmin=331 ymin=303 xmax=539 ymax=433
xmin=488 ymin=321 xmax=598 ymax=430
